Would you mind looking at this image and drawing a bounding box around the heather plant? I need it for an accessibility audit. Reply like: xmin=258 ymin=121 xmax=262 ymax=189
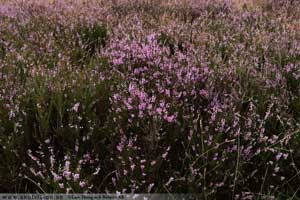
xmin=1 ymin=0 xmax=300 ymax=199
xmin=22 ymin=142 xmax=101 ymax=193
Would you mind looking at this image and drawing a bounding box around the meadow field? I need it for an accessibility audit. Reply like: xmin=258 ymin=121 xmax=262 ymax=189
xmin=1 ymin=0 xmax=300 ymax=199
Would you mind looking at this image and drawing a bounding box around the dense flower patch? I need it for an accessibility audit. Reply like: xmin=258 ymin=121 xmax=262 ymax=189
xmin=1 ymin=0 xmax=300 ymax=199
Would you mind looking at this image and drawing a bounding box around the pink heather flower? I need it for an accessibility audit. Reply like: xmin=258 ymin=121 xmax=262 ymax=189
xmin=156 ymin=107 xmax=163 ymax=115
xmin=166 ymin=177 xmax=174 ymax=186
xmin=73 ymin=103 xmax=80 ymax=112
xmin=73 ymin=173 xmax=80 ymax=182
xmin=140 ymin=159 xmax=146 ymax=164
xmin=50 ymin=155 xmax=55 ymax=169
xmin=138 ymin=102 xmax=147 ymax=111
xmin=59 ymin=183 xmax=64 ymax=189
xmin=63 ymin=171 xmax=71 ymax=180
xmin=165 ymin=115 xmax=176 ymax=123
xmin=8 ymin=110 xmax=15 ymax=120
xmin=213 ymin=153 xmax=218 ymax=161
xmin=75 ymin=144 xmax=79 ymax=152
xmin=93 ymin=167 xmax=101 ymax=175
xmin=148 ymin=183 xmax=155 ymax=193
xmin=79 ymin=181 xmax=86 ymax=188
xmin=244 ymin=132 xmax=252 ymax=141
xmin=130 ymin=164 xmax=135 ymax=171
xmin=99 ymin=74 xmax=105 ymax=81
xmin=52 ymin=172 xmax=62 ymax=182
xmin=147 ymin=33 xmax=156 ymax=43
xmin=162 ymin=146 xmax=171 ymax=160
xmin=276 ymin=153 xmax=283 ymax=161
xmin=30 ymin=68 xmax=36 ymax=77
xmin=199 ymin=89 xmax=208 ymax=98
xmin=64 ymin=160 xmax=70 ymax=170
xmin=151 ymin=160 xmax=156 ymax=166
xmin=27 ymin=151 xmax=38 ymax=161
xmin=165 ymin=89 xmax=170 ymax=97
xmin=113 ymin=58 xmax=123 ymax=65
xmin=162 ymin=152 xmax=168 ymax=160
xmin=37 ymin=171 xmax=44 ymax=178
xmin=66 ymin=188 xmax=71 ymax=193
xmin=83 ymin=153 xmax=91 ymax=162
xmin=116 ymin=142 xmax=124 ymax=152
xmin=48 ymin=83 xmax=54 ymax=92
xmin=215 ymin=182 xmax=224 ymax=187
xmin=112 ymin=177 xmax=116 ymax=186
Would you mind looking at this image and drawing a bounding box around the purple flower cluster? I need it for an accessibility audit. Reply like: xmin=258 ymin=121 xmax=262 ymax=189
xmin=24 ymin=141 xmax=100 ymax=193
xmin=104 ymin=32 xmax=208 ymax=125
